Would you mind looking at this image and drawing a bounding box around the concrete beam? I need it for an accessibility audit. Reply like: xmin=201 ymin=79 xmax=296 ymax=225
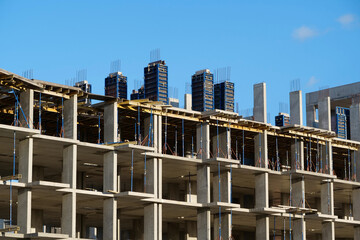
xmin=20 ymin=89 xmax=34 ymax=128
xmin=64 ymin=95 xmax=77 ymax=139
xmin=104 ymin=102 xmax=118 ymax=143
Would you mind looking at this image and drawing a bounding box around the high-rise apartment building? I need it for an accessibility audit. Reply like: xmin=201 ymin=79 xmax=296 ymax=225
xmin=144 ymin=60 xmax=168 ymax=104
xmin=214 ymin=81 xmax=234 ymax=112
xmin=191 ymin=69 xmax=214 ymax=112
xmin=74 ymin=80 xmax=92 ymax=105
xmin=105 ymin=72 xmax=127 ymax=99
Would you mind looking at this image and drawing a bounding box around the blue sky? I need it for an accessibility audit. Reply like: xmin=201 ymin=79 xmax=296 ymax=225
xmin=1 ymin=0 xmax=360 ymax=124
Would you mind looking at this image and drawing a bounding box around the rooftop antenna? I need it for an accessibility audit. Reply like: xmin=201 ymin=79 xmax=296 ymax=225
xmin=110 ymin=59 xmax=121 ymax=73
xmin=290 ymin=78 xmax=301 ymax=92
xmin=185 ymin=82 xmax=191 ymax=94
xmin=279 ymin=102 xmax=289 ymax=114
xmin=150 ymin=48 xmax=161 ymax=62
xmin=76 ymin=69 xmax=87 ymax=83
xmin=22 ymin=69 xmax=34 ymax=79
xmin=215 ymin=66 xmax=231 ymax=83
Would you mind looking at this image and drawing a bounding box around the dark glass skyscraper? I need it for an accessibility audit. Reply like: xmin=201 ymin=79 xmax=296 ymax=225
xmin=144 ymin=60 xmax=168 ymax=104
xmin=105 ymin=72 xmax=127 ymax=99
xmin=191 ymin=69 xmax=214 ymax=112
xmin=214 ymin=81 xmax=235 ymax=112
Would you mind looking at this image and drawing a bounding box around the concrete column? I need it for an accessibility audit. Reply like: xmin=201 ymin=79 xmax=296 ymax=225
xmin=212 ymin=127 xmax=231 ymax=159
xmin=168 ymin=223 xmax=180 ymax=240
xmin=213 ymin=170 xmax=231 ymax=203
xmin=64 ymin=95 xmax=77 ymax=139
xmin=185 ymin=221 xmax=197 ymax=240
xmin=306 ymin=104 xmax=316 ymax=127
xmin=214 ymin=213 xmax=231 ymax=240
xmin=255 ymin=172 xmax=269 ymax=240
xmin=353 ymin=188 xmax=360 ymax=221
xmin=291 ymin=137 xmax=304 ymax=170
xmin=213 ymin=170 xmax=231 ymax=239
xmin=17 ymin=138 xmax=33 ymax=233
xmin=253 ymin=83 xmax=267 ymax=123
xmin=61 ymin=144 xmax=77 ymax=237
xmin=322 ymin=222 xmax=335 ymax=240
xmin=292 ymin=177 xmax=306 ymax=240
xmin=290 ymin=90 xmax=303 ymax=125
xmin=197 ymin=164 xmax=211 ymax=239
xmin=62 ymin=145 xmax=77 ymax=188
xmin=255 ymin=173 xmax=268 ymax=209
xmin=318 ymin=97 xmax=331 ymax=131
xmin=321 ymin=181 xmax=335 ymax=240
xmin=103 ymin=152 xmax=117 ymax=240
xmin=196 ymin=122 xmax=210 ymax=160
xmin=19 ymin=138 xmax=33 ymax=183
xmin=185 ymin=93 xmax=192 ymax=111
xmin=20 ymin=89 xmax=34 ymax=128
xmin=103 ymin=102 xmax=118 ymax=239
xmin=253 ymin=83 xmax=268 ymax=168
xmin=355 ymin=227 xmax=360 ymax=240
xmin=146 ymin=158 xmax=158 ymax=196
xmin=254 ymin=132 xmax=268 ymax=168
xmin=104 ymin=102 xmax=117 ymax=143
xmin=17 ymin=188 xmax=31 ymax=233
xmin=144 ymin=203 xmax=162 ymax=240
xmin=256 ymin=216 xmax=269 ymax=240
xmin=103 ymin=151 xmax=117 ymax=192
xmin=103 ymin=198 xmax=117 ymax=240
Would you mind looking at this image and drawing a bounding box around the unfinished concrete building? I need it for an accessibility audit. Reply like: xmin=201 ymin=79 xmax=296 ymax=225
xmin=0 ymin=68 xmax=360 ymax=240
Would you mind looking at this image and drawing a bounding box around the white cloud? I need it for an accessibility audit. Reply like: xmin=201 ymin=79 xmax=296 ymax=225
xmin=292 ymin=26 xmax=318 ymax=41
xmin=306 ymin=76 xmax=319 ymax=87
xmin=337 ymin=14 xmax=355 ymax=26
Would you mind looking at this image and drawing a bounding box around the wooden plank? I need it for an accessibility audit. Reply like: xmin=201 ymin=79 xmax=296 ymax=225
xmin=0 ymin=174 xmax=22 ymax=182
